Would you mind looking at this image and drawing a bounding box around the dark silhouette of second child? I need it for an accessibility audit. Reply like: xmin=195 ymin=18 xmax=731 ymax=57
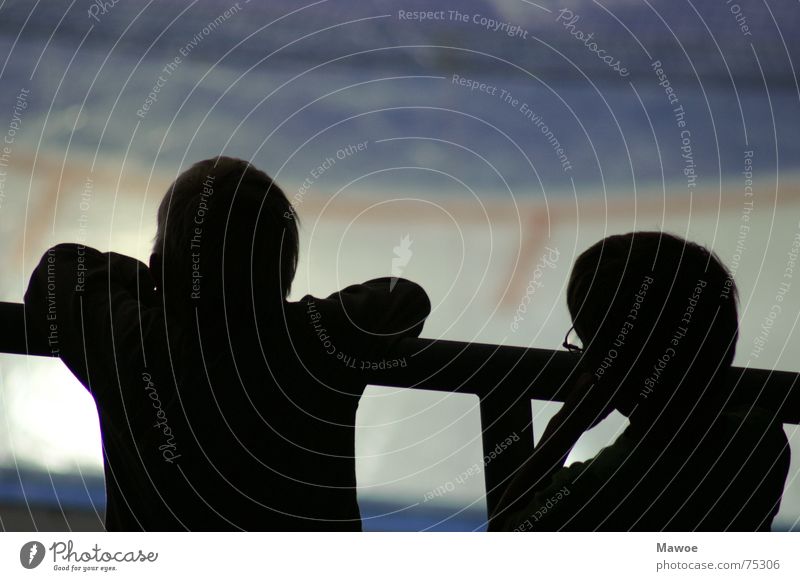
xmin=492 ymin=232 xmax=789 ymax=531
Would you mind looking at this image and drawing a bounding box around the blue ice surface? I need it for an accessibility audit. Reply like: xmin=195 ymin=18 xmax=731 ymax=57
xmin=0 ymin=468 xmax=796 ymax=531
xmin=0 ymin=467 xmax=486 ymax=531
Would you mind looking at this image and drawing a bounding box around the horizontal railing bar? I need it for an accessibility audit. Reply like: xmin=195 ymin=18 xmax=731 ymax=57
xmin=2 ymin=301 xmax=798 ymax=422
xmin=365 ymin=335 xmax=800 ymax=424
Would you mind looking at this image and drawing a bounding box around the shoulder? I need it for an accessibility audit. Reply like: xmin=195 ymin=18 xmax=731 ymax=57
xmin=717 ymin=405 xmax=788 ymax=448
xmin=716 ymin=405 xmax=790 ymax=473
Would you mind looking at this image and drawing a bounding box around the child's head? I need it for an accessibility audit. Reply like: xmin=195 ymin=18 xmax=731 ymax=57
xmin=565 ymin=232 xmax=738 ymax=421
xmin=152 ymin=156 xmax=299 ymax=312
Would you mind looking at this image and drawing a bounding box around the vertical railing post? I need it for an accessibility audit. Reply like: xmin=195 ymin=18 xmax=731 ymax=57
xmin=479 ymin=391 xmax=535 ymax=524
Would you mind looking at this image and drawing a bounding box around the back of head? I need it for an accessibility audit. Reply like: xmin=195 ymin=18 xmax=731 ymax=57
xmin=566 ymin=232 xmax=738 ymax=433
xmin=153 ymin=156 xmax=299 ymax=323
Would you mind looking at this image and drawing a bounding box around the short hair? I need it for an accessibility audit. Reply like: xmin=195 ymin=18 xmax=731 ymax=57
xmin=154 ymin=156 xmax=299 ymax=309
xmin=566 ymin=232 xmax=738 ymax=415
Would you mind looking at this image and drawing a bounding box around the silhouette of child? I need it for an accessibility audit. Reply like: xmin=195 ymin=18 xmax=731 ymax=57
xmin=493 ymin=232 xmax=789 ymax=531
xmin=24 ymin=156 xmax=430 ymax=530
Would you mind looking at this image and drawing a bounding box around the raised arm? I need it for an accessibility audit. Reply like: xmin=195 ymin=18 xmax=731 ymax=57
xmin=23 ymin=243 xmax=159 ymax=393
xmin=489 ymin=372 xmax=614 ymax=530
